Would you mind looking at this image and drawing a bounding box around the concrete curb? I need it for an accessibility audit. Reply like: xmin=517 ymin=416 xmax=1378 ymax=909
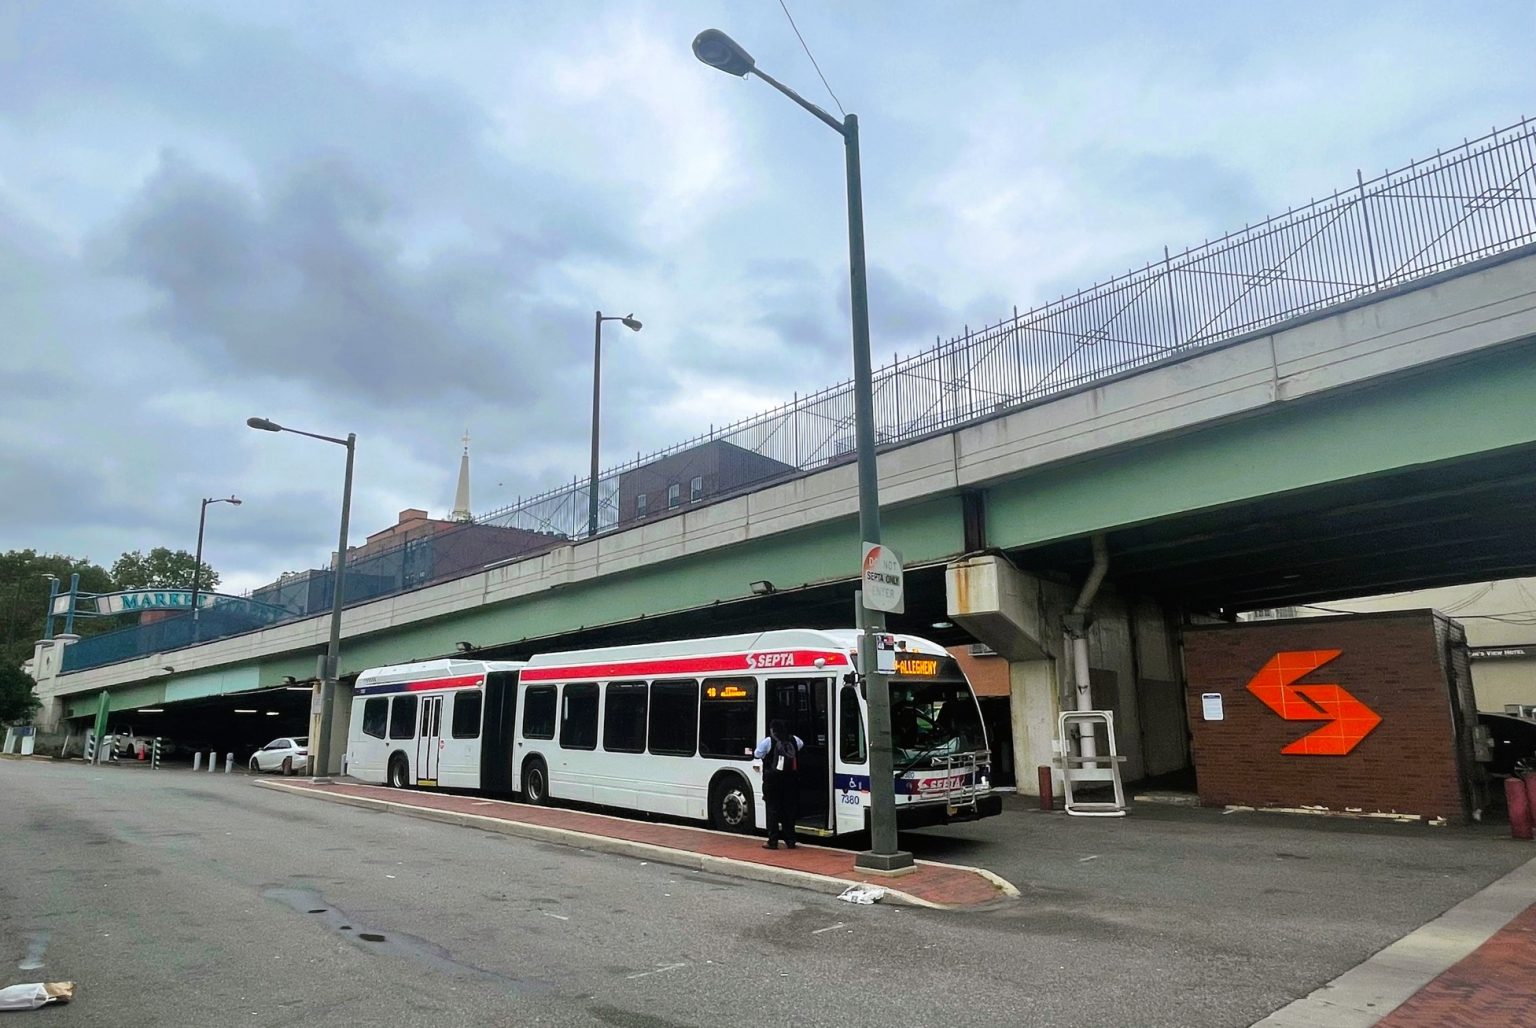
xmin=253 ymin=780 xmax=1012 ymax=910
xmin=1251 ymin=853 xmax=1536 ymax=1027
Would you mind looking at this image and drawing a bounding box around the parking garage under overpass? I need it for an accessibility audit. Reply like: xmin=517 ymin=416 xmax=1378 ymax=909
xmin=32 ymin=243 xmax=1536 ymax=790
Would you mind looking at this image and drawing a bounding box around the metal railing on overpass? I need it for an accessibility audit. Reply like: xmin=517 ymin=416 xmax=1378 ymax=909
xmin=61 ymin=119 xmax=1536 ymax=675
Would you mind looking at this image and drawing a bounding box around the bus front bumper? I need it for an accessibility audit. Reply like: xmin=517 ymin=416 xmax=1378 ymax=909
xmin=888 ymin=792 xmax=1004 ymax=830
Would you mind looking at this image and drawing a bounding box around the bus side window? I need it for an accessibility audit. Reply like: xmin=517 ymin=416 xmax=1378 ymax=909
xmin=699 ymin=677 xmax=756 ymax=760
xmin=452 ymin=690 xmax=483 ymax=739
xmin=648 ymin=680 xmax=698 ymax=756
xmin=523 ymin=685 xmax=557 ymax=740
xmin=362 ymin=697 xmax=388 ymax=739
xmin=560 ymin=683 xmax=599 ymax=750
xmin=603 ymin=681 xmax=647 ymax=753
xmin=389 ymin=695 xmax=418 ymax=740
xmin=839 ymin=686 xmax=866 ymax=763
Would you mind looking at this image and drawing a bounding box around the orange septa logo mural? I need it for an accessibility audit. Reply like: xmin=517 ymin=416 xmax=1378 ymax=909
xmin=1244 ymin=649 xmax=1382 ymax=756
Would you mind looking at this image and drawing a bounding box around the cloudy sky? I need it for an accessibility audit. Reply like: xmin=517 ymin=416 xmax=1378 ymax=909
xmin=2 ymin=1 xmax=1530 ymax=593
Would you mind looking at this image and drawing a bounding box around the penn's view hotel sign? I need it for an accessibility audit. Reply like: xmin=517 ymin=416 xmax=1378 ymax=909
xmin=1469 ymin=645 xmax=1535 ymax=660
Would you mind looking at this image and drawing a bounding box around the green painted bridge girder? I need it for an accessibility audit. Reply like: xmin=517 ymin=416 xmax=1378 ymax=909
xmin=987 ymin=340 xmax=1536 ymax=550
xmin=67 ymin=681 xmax=166 ymax=719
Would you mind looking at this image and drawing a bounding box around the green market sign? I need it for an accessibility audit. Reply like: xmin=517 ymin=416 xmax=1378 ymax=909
xmin=90 ymin=590 xmax=287 ymax=619
xmin=96 ymin=590 xmax=217 ymax=614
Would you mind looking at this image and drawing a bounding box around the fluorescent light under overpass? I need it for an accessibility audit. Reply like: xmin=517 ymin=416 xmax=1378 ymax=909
xmin=234 ymin=709 xmax=258 ymax=714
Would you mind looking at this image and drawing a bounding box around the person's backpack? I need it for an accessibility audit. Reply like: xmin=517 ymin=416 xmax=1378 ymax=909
xmin=771 ymin=736 xmax=798 ymax=774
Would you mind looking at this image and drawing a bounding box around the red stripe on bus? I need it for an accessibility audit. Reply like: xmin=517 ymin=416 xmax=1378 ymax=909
xmin=357 ymin=674 xmax=484 ymax=695
xmin=521 ymin=650 xmax=851 ymax=683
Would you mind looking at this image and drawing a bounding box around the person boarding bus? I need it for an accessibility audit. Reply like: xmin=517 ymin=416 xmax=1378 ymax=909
xmin=754 ymin=719 xmax=803 ymax=849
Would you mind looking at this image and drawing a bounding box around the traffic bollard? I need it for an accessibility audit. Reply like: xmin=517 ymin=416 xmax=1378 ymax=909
xmin=151 ymin=737 xmax=161 ymax=770
xmin=225 ymin=753 xmax=233 ymax=773
xmin=1506 ymin=776 xmax=1532 ymax=840
xmin=192 ymin=752 xmax=202 ymax=772
xmin=207 ymin=750 xmax=216 ymax=773
xmin=1038 ymin=765 xmax=1055 ymax=812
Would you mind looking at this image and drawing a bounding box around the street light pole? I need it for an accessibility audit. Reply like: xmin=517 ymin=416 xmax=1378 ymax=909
xmin=247 ymin=417 xmax=355 ymax=782
xmin=588 ymin=311 xmax=642 ymax=539
xmin=190 ymin=495 xmax=241 ymax=635
xmin=692 ymin=29 xmax=912 ymax=872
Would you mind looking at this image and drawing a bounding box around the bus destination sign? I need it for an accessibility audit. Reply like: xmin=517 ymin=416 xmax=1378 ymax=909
xmin=895 ymin=656 xmax=939 ymax=677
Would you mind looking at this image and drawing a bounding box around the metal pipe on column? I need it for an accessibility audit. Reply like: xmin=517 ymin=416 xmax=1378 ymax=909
xmin=1065 ymin=535 xmax=1109 ymax=766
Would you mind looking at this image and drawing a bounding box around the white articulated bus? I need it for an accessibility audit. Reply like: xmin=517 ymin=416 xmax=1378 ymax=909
xmin=347 ymin=658 xmax=526 ymax=790
xmin=345 ymin=629 xmax=1000 ymax=837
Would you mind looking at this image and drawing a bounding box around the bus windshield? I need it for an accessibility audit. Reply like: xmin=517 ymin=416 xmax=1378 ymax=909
xmin=889 ymin=677 xmax=986 ymax=767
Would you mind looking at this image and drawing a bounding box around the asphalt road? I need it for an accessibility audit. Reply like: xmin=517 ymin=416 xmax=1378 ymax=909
xmin=2 ymin=760 xmax=1530 ymax=1027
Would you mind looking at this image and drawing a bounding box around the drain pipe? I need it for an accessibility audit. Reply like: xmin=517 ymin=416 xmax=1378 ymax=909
xmin=1063 ymin=534 xmax=1109 ymax=765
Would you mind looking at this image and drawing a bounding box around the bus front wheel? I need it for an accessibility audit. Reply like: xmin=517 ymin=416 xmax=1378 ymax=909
xmin=522 ymin=758 xmax=550 ymax=806
xmin=387 ymin=754 xmax=409 ymax=788
xmin=710 ymin=776 xmax=754 ymax=833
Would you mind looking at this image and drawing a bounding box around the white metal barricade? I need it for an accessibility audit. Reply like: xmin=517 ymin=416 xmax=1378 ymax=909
xmin=1056 ymin=710 xmax=1128 ymax=817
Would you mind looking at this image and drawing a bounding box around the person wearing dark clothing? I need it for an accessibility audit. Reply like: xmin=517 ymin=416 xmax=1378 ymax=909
xmin=754 ymin=719 xmax=804 ymax=849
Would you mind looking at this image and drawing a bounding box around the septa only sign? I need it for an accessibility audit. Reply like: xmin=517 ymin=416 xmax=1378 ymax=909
xmin=862 ymin=543 xmax=904 ymax=614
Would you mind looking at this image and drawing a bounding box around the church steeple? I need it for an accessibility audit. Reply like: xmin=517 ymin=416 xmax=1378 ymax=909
xmin=450 ymin=431 xmax=473 ymax=523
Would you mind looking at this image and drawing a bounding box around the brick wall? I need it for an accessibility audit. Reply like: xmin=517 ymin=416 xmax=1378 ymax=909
xmin=1184 ymin=611 xmax=1469 ymax=822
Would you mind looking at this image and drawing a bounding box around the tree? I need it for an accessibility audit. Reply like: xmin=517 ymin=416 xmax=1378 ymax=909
xmin=0 ymin=550 xmax=117 ymax=671
xmin=0 ymin=664 xmax=40 ymax=725
xmin=111 ymin=548 xmax=220 ymax=592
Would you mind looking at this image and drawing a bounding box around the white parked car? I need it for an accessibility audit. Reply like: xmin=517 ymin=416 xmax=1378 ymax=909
xmin=248 ymin=737 xmax=309 ymax=775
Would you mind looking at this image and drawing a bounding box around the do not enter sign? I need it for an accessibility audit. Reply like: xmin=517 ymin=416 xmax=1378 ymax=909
xmin=862 ymin=543 xmax=904 ymax=614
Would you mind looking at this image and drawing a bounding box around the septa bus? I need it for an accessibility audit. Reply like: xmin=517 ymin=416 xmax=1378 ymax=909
xmin=345 ymin=629 xmax=1001 ymax=836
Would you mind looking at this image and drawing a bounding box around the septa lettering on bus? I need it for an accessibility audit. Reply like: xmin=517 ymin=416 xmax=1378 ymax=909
xmin=746 ymin=651 xmax=797 ymax=669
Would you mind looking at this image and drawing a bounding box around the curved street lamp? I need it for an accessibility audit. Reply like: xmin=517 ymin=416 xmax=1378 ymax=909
xmin=247 ymin=415 xmax=356 ymax=782
xmin=693 ymin=29 xmax=910 ymax=873
xmin=189 ymin=495 xmax=241 ymax=631
xmin=589 ymin=311 xmax=643 ymax=538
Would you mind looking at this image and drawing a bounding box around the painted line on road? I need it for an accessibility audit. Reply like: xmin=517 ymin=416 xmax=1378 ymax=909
xmin=627 ymin=962 xmax=688 ymax=980
xmin=541 ymin=911 xmax=569 ymax=921
xmin=810 ymin=922 xmax=846 ymax=935
xmin=252 ymin=780 xmax=1017 ymax=909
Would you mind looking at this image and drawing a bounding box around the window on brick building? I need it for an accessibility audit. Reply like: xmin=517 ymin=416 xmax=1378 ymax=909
xmin=667 ymin=483 xmax=681 ymax=509
xmin=690 ymin=476 xmax=703 ymax=502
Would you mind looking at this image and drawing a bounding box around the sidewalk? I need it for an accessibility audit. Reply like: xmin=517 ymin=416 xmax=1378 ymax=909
xmin=254 ymin=779 xmax=1016 ymax=910
xmin=1256 ymin=854 xmax=1536 ymax=1027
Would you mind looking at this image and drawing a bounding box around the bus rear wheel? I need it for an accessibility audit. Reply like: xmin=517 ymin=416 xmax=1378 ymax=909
xmin=710 ymin=776 xmax=754 ymax=833
xmin=522 ymin=758 xmax=550 ymax=806
xmin=387 ymin=754 xmax=409 ymax=788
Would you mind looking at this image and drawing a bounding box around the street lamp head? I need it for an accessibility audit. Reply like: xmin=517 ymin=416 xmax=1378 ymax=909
xmin=227 ymin=496 xmax=243 ymax=506
xmin=692 ymin=29 xmax=755 ymax=77
xmin=621 ymin=315 xmax=642 ymax=332
xmin=247 ymin=416 xmax=283 ymax=432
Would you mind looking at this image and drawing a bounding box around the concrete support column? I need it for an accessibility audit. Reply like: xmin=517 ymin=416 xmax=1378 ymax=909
xmin=1010 ymin=657 xmax=1063 ymax=796
xmin=948 ymin=553 xmax=1075 ymax=796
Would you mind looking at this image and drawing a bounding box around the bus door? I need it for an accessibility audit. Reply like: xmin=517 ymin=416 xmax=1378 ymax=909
xmin=766 ymin=677 xmax=832 ymax=833
xmin=417 ymin=694 xmax=443 ymax=785
xmin=833 ymin=682 xmax=870 ymax=835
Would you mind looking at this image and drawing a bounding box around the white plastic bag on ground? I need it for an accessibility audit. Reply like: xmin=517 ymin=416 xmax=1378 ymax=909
xmin=837 ymin=884 xmax=888 ymax=905
xmin=0 ymin=982 xmax=74 ymax=1011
